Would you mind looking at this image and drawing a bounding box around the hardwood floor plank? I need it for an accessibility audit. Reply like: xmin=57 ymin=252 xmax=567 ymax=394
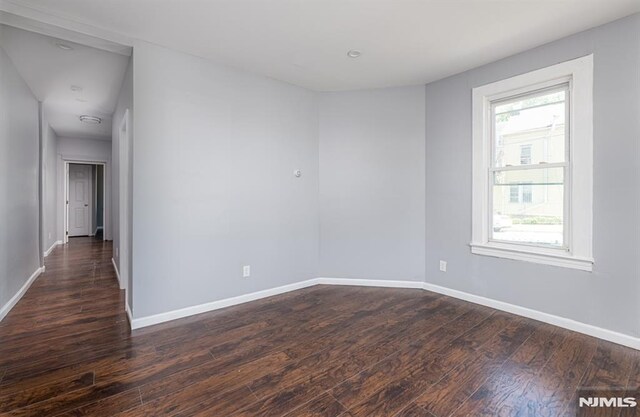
xmin=331 ymin=308 xmax=495 ymax=411
xmin=238 ymin=296 xmax=472 ymax=414
xmin=245 ymin=296 xmax=452 ymax=400
xmin=620 ymin=356 xmax=640 ymax=417
xmin=504 ymin=331 xmax=598 ymax=417
xmin=562 ymin=340 xmax=636 ymax=417
xmin=394 ymin=403 xmax=435 ymax=417
xmin=0 ymin=237 xmax=636 ymax=417
xmin=0 ymin=372 xmax=94 ymax=412
xmin=2 ymin=348 xmax=213 ymax=416
xmin=0 ymin=342 xmax=154 ymax=390
xmin=138 ymin=350 xmax=291 ymax=403
xmin=348 ymin=317 xmax=535 ymax=417
xmin=227 ymin=301 xmax=469 ymax=417
xmin=0 ymin=320 xmax=131 ymax=371
xmin=444 ymin=323 xmax=565 ymax=417
xmin=41 ymin=388 xmax=142 ymax=417
xmin=413 ymin=321 xmax=551 ymax=417
xmin=116 ymin=380 xmax=256 ymax=416
xmin=282 ymin=393 xmax=347 ymax=417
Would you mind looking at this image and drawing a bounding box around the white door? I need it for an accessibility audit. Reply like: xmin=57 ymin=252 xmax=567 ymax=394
xmin=68 ymin=164 xmax=91 ymax=236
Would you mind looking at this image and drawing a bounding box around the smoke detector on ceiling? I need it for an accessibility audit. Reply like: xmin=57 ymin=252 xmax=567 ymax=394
xmin=79 ymin=115 xmax=102 ymax=124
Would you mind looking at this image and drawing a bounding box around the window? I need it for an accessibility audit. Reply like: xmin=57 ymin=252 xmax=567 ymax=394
xmin=494 ymin=85 xmax=567 ymax=248
xmin=522 ymin=183 xmax=532 ymax=204
xmin=509 ymin=185 xmax=519 ymax=203
xmin=509 ymin=183 xmax=533 ymax=204
xmin=471 ymin=55 xmax=594 ymax=271
xmin=519 ymin=145 xmax=532 ymax=165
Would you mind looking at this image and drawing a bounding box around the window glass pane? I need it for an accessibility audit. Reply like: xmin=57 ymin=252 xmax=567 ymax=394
xmin=509 ymin=185 xmax=519 ymax=203
xmin=493 ymin=88 xmax=566 ymax=168
xmin=520 ymin=145 xmax=532 ymax=165
xmin=522 ymin=183 xmax=532 ymax=203
xmin=492 ymin=167 xmax=564 ymax=247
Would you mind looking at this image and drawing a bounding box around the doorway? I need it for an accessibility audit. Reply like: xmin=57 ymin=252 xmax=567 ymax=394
xmin=65 ymin=162 xmax=106 ymax=240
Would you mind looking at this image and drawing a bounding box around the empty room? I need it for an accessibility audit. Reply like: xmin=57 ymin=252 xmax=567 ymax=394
xmin=0 ymin=1 xmax=639 ymax=416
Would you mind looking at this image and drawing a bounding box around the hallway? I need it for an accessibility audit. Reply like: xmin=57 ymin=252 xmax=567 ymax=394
xmin=0 ymin=238 xmax=131 ymax=415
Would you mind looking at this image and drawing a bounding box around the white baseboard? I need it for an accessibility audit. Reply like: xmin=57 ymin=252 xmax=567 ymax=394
xmin=43 ymin=240 xmax=62 ymax=257
xmin=111 ymin=258 xmax=121 ymax=288
xmin=130 ymin=277 xmax=423 ymax=330
xmin=111 ymin=258 xmax=133 ymax=327
xmin=317 ymin=277 xmax=424 ymax=289
xmin=130 ymin=278 xmax=323 ymax=329
xmin=127 ymin=275 xmax=640 ymax=350
xmin=421 ymin=281 xmax=640 ymax=350
xmin=125 ymin=301 xmax=133 ymax=323
xmin=0 ymin=266 xmax=44 ymax=322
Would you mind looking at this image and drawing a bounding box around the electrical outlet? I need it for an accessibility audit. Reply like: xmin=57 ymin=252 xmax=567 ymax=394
xmin=115 ymin=248 xmax=119 ymax=257
xmin=439 ymin=260 xmax=447 ymax=272
xmin=243 ymin=265 xmax=251 ymax=278
xmin=48 ymin=232 xmax=51 ymax=239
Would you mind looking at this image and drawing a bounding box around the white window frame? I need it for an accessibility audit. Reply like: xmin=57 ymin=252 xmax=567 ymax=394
xmin=471 ymin=55 xmax=594 ymax=271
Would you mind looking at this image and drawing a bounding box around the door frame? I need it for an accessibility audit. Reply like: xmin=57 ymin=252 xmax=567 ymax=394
xmin=118 ymin=109 xmax=130 ymax=300
xmin=67 ymin=163 xmax=93 ymax=237
xmin=63 ymin=159 xmax=107 ymax=244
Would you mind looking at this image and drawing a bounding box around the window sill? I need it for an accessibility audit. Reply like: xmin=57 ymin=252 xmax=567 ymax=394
xmin=469 ymin=242 xmax=593 ymax=271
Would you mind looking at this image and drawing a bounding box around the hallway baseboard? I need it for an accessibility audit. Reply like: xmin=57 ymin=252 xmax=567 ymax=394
xmin=43 ymin=240 xmax=62 ymax=257
xmin=0 ymin=266 xmax=44 ymax=322
xmin=111 ymin=258 xmax=121 ymax=288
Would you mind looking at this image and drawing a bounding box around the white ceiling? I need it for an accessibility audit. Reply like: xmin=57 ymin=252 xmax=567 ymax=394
xmin=3 ymin=0 xmax=639 ymax=92
xmin=0 ymin=24 xmax=129 ymax=140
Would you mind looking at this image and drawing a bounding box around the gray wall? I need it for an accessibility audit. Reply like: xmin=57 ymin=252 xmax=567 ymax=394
xmin=132 ymin=41 xmax=319 ymax=318
xmin=319 ymin=87 xmax=426 ymax=281
xmin=123 ymin=14 xmax=639 ymax=340
xmin=0 ymin=41 xmax=40 ymax=310
xmin=57 ymin=136 xmax=112 ymax=158
xmin=111 ymin=56 xmax=133 ymax=308
xmin=425 ymin=14 xmax=640 ymax=337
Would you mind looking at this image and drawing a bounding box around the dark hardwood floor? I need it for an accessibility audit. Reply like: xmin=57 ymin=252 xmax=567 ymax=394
xmin=0 ymin=238 xmax=638 ymax=416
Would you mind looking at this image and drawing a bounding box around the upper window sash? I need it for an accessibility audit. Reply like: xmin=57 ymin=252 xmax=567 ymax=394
xmin=489 ymin=83 xmax=570 ymax=169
